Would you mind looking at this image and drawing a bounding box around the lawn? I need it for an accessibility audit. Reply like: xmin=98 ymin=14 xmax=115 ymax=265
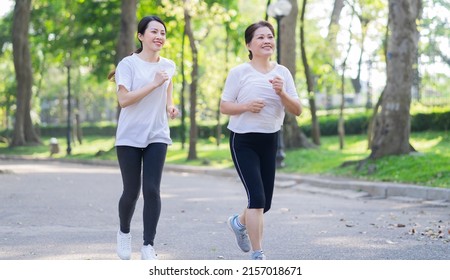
xmin=0 ymin=131 xmax=448 ymax=188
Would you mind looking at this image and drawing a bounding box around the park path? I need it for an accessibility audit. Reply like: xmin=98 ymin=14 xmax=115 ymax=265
xmin=0 ymin=159 xmax=449 ymax=260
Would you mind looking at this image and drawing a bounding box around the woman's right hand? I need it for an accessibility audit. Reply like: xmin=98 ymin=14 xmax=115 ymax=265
xmin=153 ymin=70 xmax=169 ymax=87
xmin=247 ymin=99 xmax=265 ymax=113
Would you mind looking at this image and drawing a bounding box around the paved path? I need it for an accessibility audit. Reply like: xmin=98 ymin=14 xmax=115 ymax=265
xmin=0 ymin=159 xmax=449 ymax=260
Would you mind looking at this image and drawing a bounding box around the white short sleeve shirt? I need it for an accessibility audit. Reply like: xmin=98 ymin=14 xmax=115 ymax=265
xmin=221 ymin=62 xmax=299 ymax=133
xmin=114 ymin=53 xmax=176 ymax=147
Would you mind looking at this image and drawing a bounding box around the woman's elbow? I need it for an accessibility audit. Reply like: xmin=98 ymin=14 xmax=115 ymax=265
xmin=219 ymin=101 xmax=228 ymax=115
xmin=117 ymin=87 xmax=131 ymax=108
xmin=295 ymin=106 xmax=302 ymax=116
xmin=291 ymin=103 xmax=302 ymax=116
xmin=117 ymin=98 xmax=129 ymax=108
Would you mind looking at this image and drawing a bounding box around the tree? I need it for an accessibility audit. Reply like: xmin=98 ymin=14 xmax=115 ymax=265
xmin=300 ymin=0 xmax=320 ymax=146
xmin=370 ymin=0 xmax=422 ymax=159
xmin=116 ymin=0 xmax=136 ymax=62
xmin=183 ymin=0 xmax=199 ymax=160
xmin=179 ymin=25 xmax=188 ymax=150
xmin=327 ymin=0 xmax=344 ymax=50
xmin=337 ymin=8 xmax=356 ymax=150
xmin=11 ymin=0 xmax=40 ymax=147
xmin=114 ymin=0 xmax=137 ymax=121
xmin=281 ymin=0 xmax=314 ymax=149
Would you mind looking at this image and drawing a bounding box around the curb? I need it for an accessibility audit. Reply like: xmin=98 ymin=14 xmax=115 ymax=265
xmin=163 ymin=163 xmax=450 ymax=203
xmin=1 ymin=155 xmax=449 ymax=204
xmin=274 ymin=172 xmax=450 ymax=203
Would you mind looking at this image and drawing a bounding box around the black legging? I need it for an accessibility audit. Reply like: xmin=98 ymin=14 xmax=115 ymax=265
xmin=229 ymin=131 xmax=278 ymax=213
xmin=116 ymin=143 xmax=167 ymax=246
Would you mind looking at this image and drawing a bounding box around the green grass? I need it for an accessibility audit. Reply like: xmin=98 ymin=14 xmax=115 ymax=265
xmin=0 ymin=131 xmax=448 ymax=188
xmin=283 ymin=132 xmax=449 ymax=188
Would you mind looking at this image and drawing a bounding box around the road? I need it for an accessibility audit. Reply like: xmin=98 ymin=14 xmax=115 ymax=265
xmin=0 ymin=159 xmax=449 ymax=260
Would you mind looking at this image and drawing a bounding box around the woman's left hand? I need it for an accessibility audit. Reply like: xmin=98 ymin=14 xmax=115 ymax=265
xmin=269 ymin=75 xmax=285 ymax=96
xmin=167 ymin=105 xmax=179 ymax=119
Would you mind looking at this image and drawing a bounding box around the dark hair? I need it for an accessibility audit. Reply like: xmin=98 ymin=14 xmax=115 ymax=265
xmin=244 ymin=21 xmax=275 ymax=60
xmin=108 ymin=15 xmax=167 ymax=80
xmin=135 ymin=15 xmax=167 ymax=54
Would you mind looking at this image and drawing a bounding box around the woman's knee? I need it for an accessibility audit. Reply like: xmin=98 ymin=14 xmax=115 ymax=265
xmin=249 ymin=194 xmax=265 ymax=209
xmin=142 ymin=185 xmax=160 ymax=200
xmin=121 ymin=189 xmax=140 ymax=204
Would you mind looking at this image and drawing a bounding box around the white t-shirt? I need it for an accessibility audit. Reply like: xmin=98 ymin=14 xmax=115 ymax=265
xmin=115 ymin=53 xmax=176 ymax=147
xmin=221 ymin=62 xmax=299 ymax=133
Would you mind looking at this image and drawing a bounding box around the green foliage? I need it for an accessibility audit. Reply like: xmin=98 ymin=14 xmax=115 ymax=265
xmin=2 ymin=109 xmax=446 ymax=141
xmin=0 ymin=10 xmax=13 ymax=56
xmin=299 ymin=109 xmax=450 ymax=136
xmin=302 ymin=112 xmax=370 ymax=136
xmin=411 ymin=111 xmax=450 ymax=131
xmin=0 ymin=0 xmax=448 ymax=158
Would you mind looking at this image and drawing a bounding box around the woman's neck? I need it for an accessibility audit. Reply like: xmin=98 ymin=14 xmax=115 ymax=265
xmin=249 ymin=58 xmax=274 ymax=73
xmin=137 ymin=50 xmax=160 ymax=63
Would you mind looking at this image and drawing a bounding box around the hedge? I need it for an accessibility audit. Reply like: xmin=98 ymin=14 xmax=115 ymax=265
xmin=1 ymin=110 xmax=448 ymax=140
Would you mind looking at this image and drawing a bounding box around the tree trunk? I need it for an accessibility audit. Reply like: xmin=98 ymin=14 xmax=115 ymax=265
xmin=280 ymin=0 xmax=313 ymax=149
xmin=184 ymin=0 xmax=198 ymax=160
xmin=115 ymin=0 xmax=137 ymax=122
xmin=75 ymin=97 xmax=83 ymax=145
xmin=216 ymin=24 xmax=231 ymax=148
xmin=352 ymin=17 xmax=369 ymax=95
xmin=300 ymin=0 xmax=320 ymax=146
xmin=367 ymin=87 xmax=384 ymax=149
xmin=11 ymin=0 xmax=40 ymax=147
xmin=326 ymin=0 xmax=344 ymax=51
xmin=117 ymin=0 xmax=136 ymax=62
xmin=338 ymin=11 xmax=355 ymax=150
xmin=338 ymin=64 xmax=346 ymax=150
xmin=180 ymin=26 xmax=187 ymax=150
xmin=370 ymin=0 xmax=422 ymax=159
xmin=367 ymin=16 xmax=390 ymax=148
xmin=265 ymin=0 xmax=272 ymax=21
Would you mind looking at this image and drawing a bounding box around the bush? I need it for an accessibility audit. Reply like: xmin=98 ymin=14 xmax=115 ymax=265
xmin=301 ymin=112 xmax=371 ymax=136
xmin=411 ymin=111 xmax=449 ymax=131
xmin=301 ymin=110 xmax=448 ymax=137
xmin=1 ymin=110 xmax=447 ymax=140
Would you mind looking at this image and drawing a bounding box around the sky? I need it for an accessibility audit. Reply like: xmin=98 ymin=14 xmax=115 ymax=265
xmin=0 ymin=0 xmax=13 ymax=18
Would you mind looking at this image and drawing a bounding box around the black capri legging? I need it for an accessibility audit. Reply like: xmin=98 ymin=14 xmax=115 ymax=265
xmin=229 ymin=131 xmax=278 ymax=213
xmin=116 ymin=143 xmax=167 ymax=246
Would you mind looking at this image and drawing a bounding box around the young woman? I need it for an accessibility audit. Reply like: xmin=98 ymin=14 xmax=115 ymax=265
xmin=220 ymin=20 xmax=302 ymax=260
xmin=110 ymin=15 xmax=178 ymax=260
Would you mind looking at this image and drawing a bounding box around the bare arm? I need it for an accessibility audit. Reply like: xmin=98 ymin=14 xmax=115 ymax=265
xmin=117 ymin=70 xmax=169 ymax=108
xmin=166 ymin=81 xmax=179 ymax=119
xmin=220 ymin=99 xmax=266 ymax=116
xmin=278 ymin=91 xmax=302 ymax=116
xmin=269 ymin=76 xmax=302 ymax=116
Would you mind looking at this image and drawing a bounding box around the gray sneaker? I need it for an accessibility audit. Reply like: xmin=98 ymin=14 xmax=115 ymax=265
xmin=227 ymin=215 xmax=251 ymax=252
xmin=251 ymin=250 xmax=267 ymax=260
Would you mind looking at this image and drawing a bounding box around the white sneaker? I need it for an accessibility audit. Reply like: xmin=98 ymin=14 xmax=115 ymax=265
xmin=116 ymin=230 xmax=131 ymax=260
xmin=141 ymin=245 xmax=158 ymax=260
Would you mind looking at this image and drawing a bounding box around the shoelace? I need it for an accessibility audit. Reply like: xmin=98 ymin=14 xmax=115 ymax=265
xmin=253 ymin=251 xmax=265 ymax=260
xmin=119 ymin=235 xmax=131 ymax=249
xmin=142 ymin=246 xmax=157 ymax=258
xmin=239 ymin=228 xmax=248 ymax=238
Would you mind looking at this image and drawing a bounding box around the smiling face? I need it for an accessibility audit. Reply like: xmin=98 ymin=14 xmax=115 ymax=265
xmin=246 ymin=26 xmax=275 ymax=60
xmin=138 ymin=20 xmax=166 ymax=52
